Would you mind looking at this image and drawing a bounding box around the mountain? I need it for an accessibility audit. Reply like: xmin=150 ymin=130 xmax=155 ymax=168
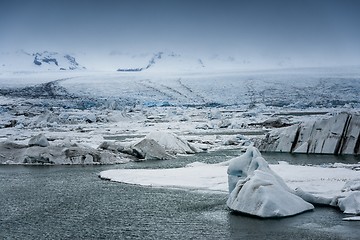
xmin=0 ymin=50 xmax=86 ymax=71
xmin=113 ymin=51 xmax=297 ymax=73
xmin=115 ymin=51 xmax=206 ymax=73
xmin=0 ymin=49 xmax=305 ymax=73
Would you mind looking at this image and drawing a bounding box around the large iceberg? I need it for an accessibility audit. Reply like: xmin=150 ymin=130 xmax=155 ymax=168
xmin=227 ymin=146 xmax=360 ymax=218
xmin=258 ymin=113 xmax=360 ymax=155
xmin=227 ymin=146 xmax=314 ymax=218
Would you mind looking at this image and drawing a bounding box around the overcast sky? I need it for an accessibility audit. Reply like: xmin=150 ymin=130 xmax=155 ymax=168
xmin=1 ymin=0 xmax=360 ymax=66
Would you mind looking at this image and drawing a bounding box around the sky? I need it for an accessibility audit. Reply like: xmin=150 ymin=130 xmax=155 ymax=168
xmin=1 ymin=0 xmax=360 ymax=68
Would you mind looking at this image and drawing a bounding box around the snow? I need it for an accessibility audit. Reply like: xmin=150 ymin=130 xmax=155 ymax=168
xmin=269 ymin=164 xmax=360 ymax=198
xmin=100 ymin=163 xmax=228 ymax=193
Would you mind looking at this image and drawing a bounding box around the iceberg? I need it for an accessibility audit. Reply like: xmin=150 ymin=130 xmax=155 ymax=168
xmin=259 ymin=113 xmax=360 ymax=155
xmin=226 ymin=146 xmax=314 ymax=217
xmin=146 ymin=131 xmax=198 ymax=154
xmin=28 ymin=134 xmax=50 ymax=147
xmin=132 ymin=138 xmax=174 ymax=160
xmin=337 ymin=180 xmax=360 ymax=215
xmin=338 ymin=192 xmax=360 ymax=215
xmin=0 ymin=137 xmax=131 ymax=165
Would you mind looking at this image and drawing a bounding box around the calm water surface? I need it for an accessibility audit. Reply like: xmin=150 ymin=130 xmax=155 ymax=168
xmin=1 ymin=151 xmax=359 ymax=240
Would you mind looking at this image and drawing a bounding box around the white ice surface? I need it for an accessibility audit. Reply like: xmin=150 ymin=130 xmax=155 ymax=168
xmin=100 ymin=162 xmax=360 ymax=198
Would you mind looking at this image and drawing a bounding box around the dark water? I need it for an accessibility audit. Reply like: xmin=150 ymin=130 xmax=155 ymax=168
xmin=1 ymin=152 xmax=359 ymax=240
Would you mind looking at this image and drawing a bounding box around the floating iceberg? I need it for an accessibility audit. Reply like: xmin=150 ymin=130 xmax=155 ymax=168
xmin=227 ymin=146 xmax=314 ymax=218
xmin=132 ymin=138 xmax=174 ymax=160
xmin=0 ymin=135 xmax=131 ymax=165
xmin=146 ymin=131 xmax=198 ymax=154
xmin=259 ymin=113 xmax=360 ymax=155
xmin=338 ymin=192 xmax=360 ymax=215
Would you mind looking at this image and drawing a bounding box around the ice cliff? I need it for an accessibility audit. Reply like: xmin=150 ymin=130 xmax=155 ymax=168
xmin=258 ymin=112 xmax=360 ymax=155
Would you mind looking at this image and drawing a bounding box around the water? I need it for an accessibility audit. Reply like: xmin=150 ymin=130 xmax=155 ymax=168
xmin=1 ymin=152 xmax=359 ymax=240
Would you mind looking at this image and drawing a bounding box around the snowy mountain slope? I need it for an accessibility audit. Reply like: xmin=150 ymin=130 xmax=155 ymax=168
xmin=0 ymin=50 xmax=86 ymax=71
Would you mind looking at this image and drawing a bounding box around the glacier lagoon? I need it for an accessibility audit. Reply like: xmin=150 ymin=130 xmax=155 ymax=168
xmin=1 ymin=151 xmax=359 ymax=240
xmin=0 ymin=66 xmax=359 ymax=238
